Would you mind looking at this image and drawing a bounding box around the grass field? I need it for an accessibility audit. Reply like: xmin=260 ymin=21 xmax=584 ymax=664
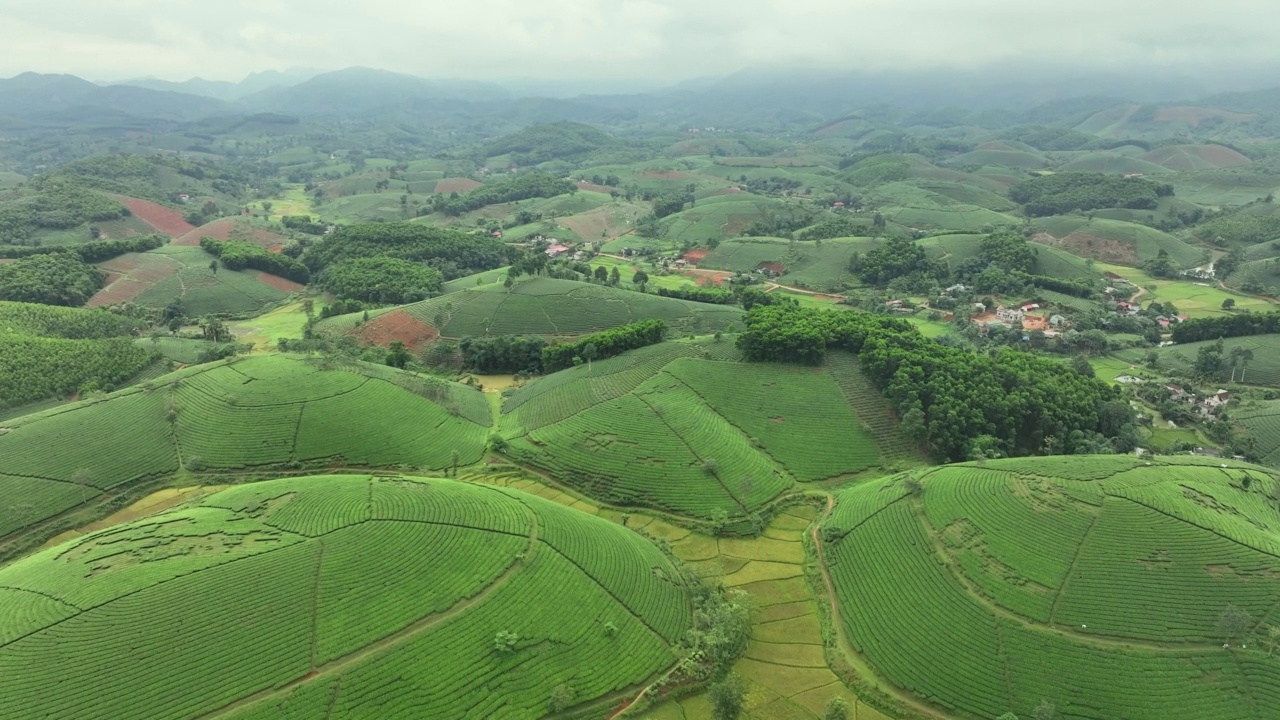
xmin=500 ymin=340 xmax=916 ymax=521
xmin=823 ymin=456 xmax=1280 ymax=720
xmin=696 ymin=237 xmax=876 ymax=292
xmin=316 ymin=277 xmax=745 ymax=346
xmin=1094 ymin=262 xmax=1274 ymax=317
xmin=227 ymin=300 xmax=315 ymax=350
xmin=0 ymin=354 xmax=492 ymax=543
xmin=0 ymin=473 xmax=691 ymax=720
xmin=1119 ymin=334 xmax=1280 ymax=386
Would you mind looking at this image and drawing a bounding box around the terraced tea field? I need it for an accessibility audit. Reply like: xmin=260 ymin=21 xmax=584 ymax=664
xmin=501 ymin=340 xmax=909 ymax=521
xmin=821 ymin=456 xmax=1280 ymax=720
xmin=0 ymin=474 xmax=692 ymax=719
xmin=0 ymin=354 xmax=491 ymax=548
xmin=1119 ymin=334 xmax=1280 ymax=385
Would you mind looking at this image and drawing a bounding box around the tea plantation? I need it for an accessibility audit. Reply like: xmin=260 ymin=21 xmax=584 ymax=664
xmin=0 ymin=354 xmax=491 ymax=543
xmin=501 ymin=340 xmax=916 ymax=521
xmin=0 ymin=474 xmax=692 ymax=719
xmin=821 ymin=455 xmax=1280 ymax=720
xmin=316 ymin=277 xmax=744 ymax=343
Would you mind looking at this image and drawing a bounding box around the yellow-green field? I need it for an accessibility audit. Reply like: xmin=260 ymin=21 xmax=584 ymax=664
xmin=227 ymin=300 xmax=316 ymax=350
xmin=1096 ymin=262 xmax=1274 ymax=317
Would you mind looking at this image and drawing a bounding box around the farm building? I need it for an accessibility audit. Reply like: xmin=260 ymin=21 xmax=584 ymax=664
xmin=545 ymin=243 xmax=571 ymax=258
xmin=996 ymin=306 xmax=1025 ymax=324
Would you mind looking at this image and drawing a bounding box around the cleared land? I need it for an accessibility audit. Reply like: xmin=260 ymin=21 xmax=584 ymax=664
xmin=0 ymin=474 xmax=691 ymax=720
xmin=90 ymin=245 xmax=293 ymax=315
xmin=822 ymin=456 xmax=1280 ymax=720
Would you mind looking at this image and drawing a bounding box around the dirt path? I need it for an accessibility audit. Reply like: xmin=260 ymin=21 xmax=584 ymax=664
xmin=196 ymin=511 xmax=541 ymax=719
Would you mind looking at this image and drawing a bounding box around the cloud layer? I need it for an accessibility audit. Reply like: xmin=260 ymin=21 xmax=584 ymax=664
xmin=1 ymin=0 xmax=1276 ymax=83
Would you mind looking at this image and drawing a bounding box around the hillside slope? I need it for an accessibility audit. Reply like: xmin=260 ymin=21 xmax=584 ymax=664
xmin=0 ymin=474 xmax=690 ymax=719
xmin=822 ymin=455 xmax=1280 ymax=720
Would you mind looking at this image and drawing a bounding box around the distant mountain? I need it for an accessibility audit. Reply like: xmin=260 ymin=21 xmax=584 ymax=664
xmin=0 ymin=72 xmax=226 ymax=124
xmin=238 ymin=67 xmax=511 ymax=117
xmin=113 ymin=68 xmax=318 ymax=102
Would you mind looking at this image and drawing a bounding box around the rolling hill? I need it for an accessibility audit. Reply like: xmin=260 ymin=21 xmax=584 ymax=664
xmin=822 ymin=455 xmax=1280 ymax=720
xmin=0 ymin=473 xmax=691 ymax=719
xmin=89 ymin=244 xmax=300 ymax=315
xmin=0 ymin=354 xmax=492 ymax=550
xmin=500 ymin=341 xmax=918 ymax=523
xmin=1033 ymin=215 xmax=1205 ymax=267
xmin=315 ymin=277 xmax=745 ymax=349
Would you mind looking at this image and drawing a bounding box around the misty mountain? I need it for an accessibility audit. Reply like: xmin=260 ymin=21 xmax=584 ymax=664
xmin=112 ymin=69 xmax=317 ymax=102
xmin=0 ymin=72 xmax=227 ymax=124
xmin=237 ymin=67 xmax=511 ymax=117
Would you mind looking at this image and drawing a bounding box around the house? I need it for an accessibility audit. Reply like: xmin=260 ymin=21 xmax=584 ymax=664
xmin=1165 ymin=384 xmax=1189 ymax=401
xmin=972 ymin=302 xmax=987 ymax=312
xmin=1158 ymin=318 xmax=1171 ymax=329
xmin=945 ymin=284 xmax=968 ymax=295
xmin=1116 ymin=301 xmax=1139 ymax=315
xmin=1114 ymin=375 xmax=1144 ymax=385
xmin=1049 ymin=314 xmax=1067 ymax=328
xmin=1021 ymin=303 xmax=1040 ymax=313
xmin=833 ymin=201 xmax=845 ymax=208
xmin=996 ymin=306 xmax=1025 ymax=324
xmin=177 ymin=193 xmax=191 ymax=203
xmin=1201 ymin=390 xmax=1232 ymax=415
xmin=885 ymin=299 xmax=904 ymax=308
xmin=544 ymin=243 xmax=571 ymax=258
xmin=491 ymin=230 xmax=503 ymax=238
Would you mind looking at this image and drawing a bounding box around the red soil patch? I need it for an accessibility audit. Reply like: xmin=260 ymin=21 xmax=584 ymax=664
xmin=88 ymin=280 xmax=149 ymax=307
xmin=683 ymin=249 xmax=710 ymax=264
xmin=268 ymin=245 xmax=284 ymax=254
xmin=693 ymin=271 xmax=733 ymax=287
xmin=722 ymin=214 xmax=758 ymax=235
xmin=576 ymin=181 xmax=615 ymax=194
xmin=434 ymin=178 xmax=483 ymax=194
xmin=116 ymin=196 xmax=195 ymax=237
xmin=252 ymin=271 xmax=305 ymax=294
xmin=353 ymin=309 xmax=439 ymax=353
xmin=176 ymin=218 xmax=287 ymax=249
xmin=88 ymin=254 xmax=181 ymax=307
xmin=759 ymin=262 xmax=786 ymax=274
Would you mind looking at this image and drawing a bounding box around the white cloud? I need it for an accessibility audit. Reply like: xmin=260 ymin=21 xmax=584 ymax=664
xmin=0 ymin=0 xmax=1275 ymax=82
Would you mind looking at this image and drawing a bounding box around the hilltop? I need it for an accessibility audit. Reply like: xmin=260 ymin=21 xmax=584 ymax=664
xmin=0 ymin=474 xmax=691 ymax=719
xmin=821 ymin=455 xmax=1280 ymax=720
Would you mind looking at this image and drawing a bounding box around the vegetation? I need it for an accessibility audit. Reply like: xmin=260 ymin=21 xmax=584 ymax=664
xmin=1172 ymin=311 xmax=1280 ymax=343
xmin=303 ymin=222 xmax=512 ymax=279
xmin=0 ymin=176 xmax=129 ymax=243
xmin=318 ymin=256 xmax=442 ymax=304
xmin=738 ymin=305 xmax=1131 ymax=460
xmin=0 ymin=474 xmax=692 ymax=719
xmin=436 ymin=172 xmax=577 ymax=216
xmin=542 ymin=319 xmax=668 ymax=372
xmin=0 ymin=252 xmax=105 ymax=306
xmin=1009 ymin=172 xmax=1173 ymax=216
xmin=200 ymin=237 xmax=310 ymax=284
xmin=0 ymin=233 xmax=166 ymax=261
xmin=824 ymin=456 xmax=1280 ymax=720
xmin=459 ymin=335 xmax=546 ymax=374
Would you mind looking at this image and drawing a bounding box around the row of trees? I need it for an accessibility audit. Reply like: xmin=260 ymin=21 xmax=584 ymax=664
xmin=0 ymin=233 xmax=166 ymax=261
xmin=655 ymin=285 xmax=737 ymax=304
xmin=542 ymin=320 xmax=668 ymax=373
xmin=737 ymin=305 xmax=1133 ymax=461
xmin=1171 ymin=311 xmax=1280 ymax=344
xmin=435 ymin=172 xmax=577 ymax=216
xmin=200 ymin=238 xmax=310 ymax=284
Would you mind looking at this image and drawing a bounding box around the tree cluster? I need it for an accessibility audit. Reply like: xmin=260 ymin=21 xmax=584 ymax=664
xmin=0 ymin=234 xmax=166 ymax=261
xmin=1009 ymin=173 xmax=1173 ymax=217
xmin=459 ymin=335 xmax=547 ymax=374
xmin=542 ymin=319 xmax=667 ymax=373
xmin=655 ymin=286 xmax=737 ymax=305
xmin=303 ymin=223 xmax=512 ymax=280
xmin=852 ymin=235 xmax=939 ymax=285
xmin=0 ymin=176 xmax=130 ymax=243
xmin=737 ymin=305 xmax=1132 ymax=461
xmin=318 ymin=257 xmax=441 ymax=304
xmin=281 ymin=215 xmax=328 ymax=235
xmin=200 ymin=238 xmax=310 ymax=284
xmin=0 ymin=253 xmax=106 ymax=306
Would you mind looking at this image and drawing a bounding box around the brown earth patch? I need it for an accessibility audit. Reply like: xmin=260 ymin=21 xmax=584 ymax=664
xmin=252 ymin=271 xmax=305 ymax=293
xmin=88 ymin=254 xmax=182 ymax=307
xmin=722 ymin=213 xmax=759 ymax=235
xmin=693 ymin=271 xmax=733 ymax=287
xmin=641 ymin=170 xmax=692 ymax=181
xmin=434 ymin=178 xmax=483 ymax=194
xmin=176 ymin=218 xmax=287 ymax=249
xmin=1058 ymin=232 xmax=1137 ymax=264
xmin=576 ymin=181 xmax=615 ymax=194
xmin=759 ymin=262 xmax=786 ymax=274
xmin=115 ymin=196 xmax=195 ymax=237
xmin=353 ymin=309 xmax=440 ymax=352
xmin=88 ymin=279 xmax=150 ymax=307
xmin=683 ymin=249 xmax=710 ymax=264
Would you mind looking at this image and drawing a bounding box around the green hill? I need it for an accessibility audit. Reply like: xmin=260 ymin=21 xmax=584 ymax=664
xmin=1056 ymin=153 xmax=1172 ymax=175
xmin=922 ymin=234 xmax=1103 ymax=282
xmin=0 ymin=474 xmax=691 ymax=720
xmin=946 ymin=148 xmax=1048 ymax=170
xmin=822 ymin=456 xmax=1280 ymax=720
xmin=1140 ymin=144 xmax=1252 ymax=171
xmin=697 ymin=236 xmax=877 ymax=292
xmin=0 ymin=301 xmax=158 ymax=411
xmin=0 ymin=354 xmax=491 ymax=547
xmin=1034 ymin=215 xmax=1205 ymax=267
xmin=90 ymin=244 xmax=297 ymax=316
xmin=316 ymin=277 xmax=744 ymax=347
xmin=500 ymin=341 xmax=917 ymax=522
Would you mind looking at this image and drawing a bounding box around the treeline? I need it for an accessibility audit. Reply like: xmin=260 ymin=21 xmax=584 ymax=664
xmin=542 ymin=320 xmax=668 ymax=373
xmin=0 ymin=334 xmax=159 ymax=409
xmin=281 ymin=215 xmax=328 ymax=235
xmin=1171 ymin=312 xmax=1280 ymax=344
xmin=655 ymin=286 xmax=737 ymax=304
xmin=738 ymin=305 xmax=1130 ymax=461
xmin=0 ymin=176 xmax=130 ymax=242
xmin=436 ymin=172 xmax=576 ymax=216
xmin=200 ymin=238 xmax=310 ymax=284
xmin=1191 ymin=201 xmax=1280 ymax=247
xmin=303 ymin=223 xmax=512 ymax=280
xmin=0 ymin=234 xmax=166 ymax=261
xmin=0 ymin=301 xmax=144 ymax=339
xmin=0 ymin=253 xmax=106 ymax=306
xmin=460 ymin=335 xmax=547 ymax=374
xmin=1009 ymin=173 xmax=1173 ymax=217
xmin=318 ymin=257 xmax=442 ymax=304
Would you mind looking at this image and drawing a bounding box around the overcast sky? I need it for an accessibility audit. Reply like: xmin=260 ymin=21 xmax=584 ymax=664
xmin=0 ymin=0 xmax=1276 ymax=83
